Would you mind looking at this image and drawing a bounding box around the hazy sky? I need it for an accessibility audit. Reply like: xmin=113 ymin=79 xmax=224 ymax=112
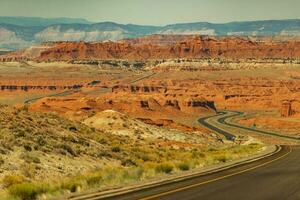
xmin=1 ymin=0 xmax=300 ymax=25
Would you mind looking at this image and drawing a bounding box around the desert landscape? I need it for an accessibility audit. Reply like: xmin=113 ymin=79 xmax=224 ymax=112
xmin=0 ymin=33 xmax=299 ymax=199
xmin=1 ymin=1 xmax=300 ymax=200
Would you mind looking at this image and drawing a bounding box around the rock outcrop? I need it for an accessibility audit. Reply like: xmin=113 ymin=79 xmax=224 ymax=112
xmin=184 ymin=98 xmax=217 ymax=111
xmin=281 ymin=100 xmax=293 ymax=117
xmin=164 ymin=99 xmax=181 ymax=110
xmin=1 ymin=35 xmax=300 ymax=61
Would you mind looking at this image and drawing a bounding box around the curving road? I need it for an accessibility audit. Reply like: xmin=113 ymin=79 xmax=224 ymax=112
xmin=216 ymin=110 xmax=300 ymax=141
xmin=197 ymin=111 xmax=236 ymax=140
xmin=132 ymin=146 xmax=300 ymax=200
xmin=69 ymin=111 xmax=300 ymax=200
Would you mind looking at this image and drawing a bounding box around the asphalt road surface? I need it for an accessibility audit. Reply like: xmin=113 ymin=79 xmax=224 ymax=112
xmin=197 ymin=111 xmax=236 ymax=140
xmin=217 ymin=110 xmax=300 ymax=141
xmin=86 ymin=146 xmax=298 ymax=200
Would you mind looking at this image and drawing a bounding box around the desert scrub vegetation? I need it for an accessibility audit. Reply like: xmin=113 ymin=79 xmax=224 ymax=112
xmin=3 ymin=143 xmax=262 ymax=200
xmin=155 ymin=162 xmax=174 ymax=174
xmin=8 ymin=183 xmax=50 ymax=200
xmin=0 ymin=105 xmax=263 ymax=199
xmin=177 ymin=162 xmax=190 ymax=171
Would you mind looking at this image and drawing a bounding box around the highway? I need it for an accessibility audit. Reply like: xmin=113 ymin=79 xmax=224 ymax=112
xmin=217 ymin=110 xmax=300 ymax=141
xmin=69 ymin=111 xmax=300 ymax=200
xmin=197 ymin=111 xmax=236 ymax=140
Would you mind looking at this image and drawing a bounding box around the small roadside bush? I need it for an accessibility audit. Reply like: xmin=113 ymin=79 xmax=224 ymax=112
xmin=177 ymin=162 xmax=190 ymax=171
xmin=122 ymin=167 xmax=144 ymax=182
xmin=61 ymin=180 xmax=82 ymax=193
xmin=155 ymin=163 xmax=174 ymax=174
xmin=2 ymin=174 xmax=25 ymax=188
xmin=86 ymin=174 xmax=103 ymax=186
xmin=111 ymin=146 xmax=121 ymax=153
xmin=8 ymin=183 xmax=48 ymax=200
xmin=215 ymin=155 xmax=227 ymax=163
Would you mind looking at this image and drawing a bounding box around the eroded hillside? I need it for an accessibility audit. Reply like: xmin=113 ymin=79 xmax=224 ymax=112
xmin=1 ymin=35 xmax=300 ymax=61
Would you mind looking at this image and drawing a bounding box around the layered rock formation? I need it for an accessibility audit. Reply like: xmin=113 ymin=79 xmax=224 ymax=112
xmin=1 ymin=35 xmax=300 ymax=61
xmin=281 ymin=101 xmax=293 ymax=117
xmin=32 ymin=36 xmax=300 ymax=61
xmin=0 ymin=84 xmax=82 ymax=91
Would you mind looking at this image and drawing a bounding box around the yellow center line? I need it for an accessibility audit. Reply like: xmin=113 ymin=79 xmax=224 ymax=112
xmin=140 ymin=146 xmax=292 ymax=200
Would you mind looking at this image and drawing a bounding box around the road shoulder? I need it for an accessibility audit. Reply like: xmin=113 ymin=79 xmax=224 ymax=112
xmin=67 ymin=145 xmax=278 ymax=200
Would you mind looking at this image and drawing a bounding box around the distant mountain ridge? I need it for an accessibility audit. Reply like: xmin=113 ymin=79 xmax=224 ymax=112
xmin=0 ymin=17 xmax=299 ymax=50
xmin=0 ymin=16 xmax=92 ymax=26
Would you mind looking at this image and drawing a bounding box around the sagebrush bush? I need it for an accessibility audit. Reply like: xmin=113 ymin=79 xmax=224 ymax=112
xmin=215 ymin=154 xmax=228 ymax=163
xmin=111 ymin=146 xmax=121 ymax=152
xmin=0 ymin=156 xmax=4 ymax=165
xmin=61 ymin=180 xmax=82 ymax=193
xmin=121 ymin=158 xmax=137 ymax=166
xmin=60 ymin=144 xmax=76 ymax=156
xmin=8 ymin=183 xmax=48 ymax=200
xmin=122 ymin=167 xmax=144 ymax=182
xmin=177 ymin=162 xmax=190 ymax=171
xmin=20 ymin=153 xmax=41 ymax=164
xmin=86 ymin=174 xmax=103 ymax=186
xmin=2 ymin=174 xmax=25 ymax=188
xmin=155 ymin=163 xmax=174 ymax=174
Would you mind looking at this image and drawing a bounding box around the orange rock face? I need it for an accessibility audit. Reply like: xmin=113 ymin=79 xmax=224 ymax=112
xmin=1 ymin=35 xmax=300 ymax=61
xmin=281 ymin=101 xmax=293 ymax=117
xmin=37 ymin=37 xmax=300 ymax=61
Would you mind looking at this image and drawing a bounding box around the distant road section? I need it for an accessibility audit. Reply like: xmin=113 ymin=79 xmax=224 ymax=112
xmin=217 ymin=110 xmax=300 ymax=141
xmin=197 ymin=112 xmax=236 ymax=140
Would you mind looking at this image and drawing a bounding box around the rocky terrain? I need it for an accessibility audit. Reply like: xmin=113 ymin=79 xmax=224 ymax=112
xmin=0 ymin=103 xmax=264 ymax=200
xmin=1 ymin=35 xmax=300 ymax=61
xmin=0 ymin=32 xmax=300 ymax=199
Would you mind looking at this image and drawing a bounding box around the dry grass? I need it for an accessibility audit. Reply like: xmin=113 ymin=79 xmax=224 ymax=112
xmin=5 ymin=143 xmax=261 ymax=199
xmin=0 ymin=105 xmax=262 ymax=199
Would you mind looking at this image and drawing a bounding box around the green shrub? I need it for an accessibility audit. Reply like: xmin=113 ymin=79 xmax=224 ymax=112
xmin=111 ymin=146 xmax=121 ymax=153
xmin=208 ymin=148 xmax=217 ymax=152
xmin=215 ymin=155 xmax=227 ymax=163
xmin=98 ymin=138 xmax=107 ymax=144
xmin=8 ymin=183 xmax=47 ymax=200
xmin=177 ymin=162 xmax=190 ymax=171
xmin=21 ymin=153 xmax=41 ymax=164
xmin=98 ymin=151 xmax=112 ymax=158
xmin=2 ymin=174 xmax=25 ymax=188
xmin=0 ymin=156 xmax=4 ymax=165
xmin=36 ymin=136 xmax=46 ymax=146
xmin=86 ymin=174 xmax=103 ymax=186
xmin=23 ymin=145 xmax=32 ymax=152
xmin=60 ymin=144 xmax=76 ymax=156
xmin=155 ymin=163 xmax=173 ymax=174
xmin=122 ymin=167 xmax=144 ymax=181
xmin=61 ymin=180 xmax=82 ymax=193
xmin=191 ymin=151 xmax=205 ymax=159
xmin=121 ymin=158 xmax=137 ymax=166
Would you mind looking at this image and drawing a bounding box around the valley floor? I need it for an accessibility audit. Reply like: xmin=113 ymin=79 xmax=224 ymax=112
xmin=0 ymin=60 xmax=299 ymax=199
